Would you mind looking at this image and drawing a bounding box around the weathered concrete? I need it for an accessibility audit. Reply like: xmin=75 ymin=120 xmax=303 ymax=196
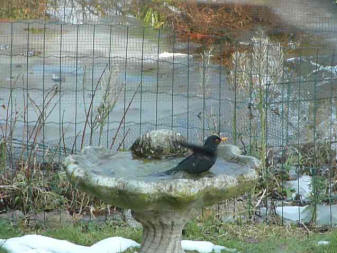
xmin=133 ymin=209 xmax=200 ymax=253
xmin=64 ymin=130 xmax=261 ymax=253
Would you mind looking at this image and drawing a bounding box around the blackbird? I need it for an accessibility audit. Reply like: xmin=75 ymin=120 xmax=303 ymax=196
xmin=156 ymin=135 xmax=228 ymax=176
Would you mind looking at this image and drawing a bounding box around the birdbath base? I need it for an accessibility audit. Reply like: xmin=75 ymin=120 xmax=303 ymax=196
xmin=133 ymin=209 xmax=200 ymax=253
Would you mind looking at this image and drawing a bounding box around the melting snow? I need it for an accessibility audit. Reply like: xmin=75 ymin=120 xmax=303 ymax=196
xmin=0 ymin=235 xmax=238 ymax=253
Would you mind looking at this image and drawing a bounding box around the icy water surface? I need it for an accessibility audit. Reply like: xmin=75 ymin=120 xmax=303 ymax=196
xmin=74 ymin=149 xmax=245 ymax=182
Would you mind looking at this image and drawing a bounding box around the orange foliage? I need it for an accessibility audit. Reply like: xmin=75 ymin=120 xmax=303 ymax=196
xmin=169 ymin=1 xmax=282 ymax=45
xmin=0 ymin=0 xmax=48 ymax=20
xmin=163 ymin=1 xmax=285 ymax=66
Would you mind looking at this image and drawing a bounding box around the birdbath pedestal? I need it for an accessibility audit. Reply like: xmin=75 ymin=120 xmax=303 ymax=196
xmin=64 ymin=134 xmax=260 ymax=253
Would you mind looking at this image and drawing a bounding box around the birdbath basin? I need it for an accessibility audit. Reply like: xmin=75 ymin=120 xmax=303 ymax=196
xmin=64 ymin=134 xmax=260 ymax=253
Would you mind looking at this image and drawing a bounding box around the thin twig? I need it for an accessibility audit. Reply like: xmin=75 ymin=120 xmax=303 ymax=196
xmin=116 ymin=128 xmax=130 ymax=151
xmin=300 ymin=221 xmax=312 ymax=235
xmin=255 ymin=188 xmax=267 ymax=208
xmin=110 ymin=82 xmax=141 ymax=149
xmin=80 ymin=64 xmax=109 ymax=149
xmin=61 ymin=110 xmax=67 ymax=156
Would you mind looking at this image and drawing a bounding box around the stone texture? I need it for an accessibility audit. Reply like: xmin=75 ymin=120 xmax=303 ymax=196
xmin=133 ymin=209 xmax=199 ymax=253
xmin=130 ymin=129 xmax=188 ymax=159
xmin=123 ymin=209 xmax=142 ymax=228
xmin=64 ymin=145 xmax=258 ymax=211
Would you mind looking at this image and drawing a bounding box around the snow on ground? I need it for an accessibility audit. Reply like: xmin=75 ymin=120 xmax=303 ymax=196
xmin=0 ymin=235 xmax=239 ymax=253
xmin=181 ymin=240 xmax=238 ymax=253
xmin=317 ymin=241 xmax=330 ymax=246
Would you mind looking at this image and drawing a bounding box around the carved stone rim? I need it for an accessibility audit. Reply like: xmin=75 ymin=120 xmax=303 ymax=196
xmin=64 ymin=144 xmax=260 ymax=210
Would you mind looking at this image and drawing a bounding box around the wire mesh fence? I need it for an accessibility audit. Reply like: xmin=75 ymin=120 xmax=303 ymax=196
xmin=0 ymin=21 xmax=336 ymax=227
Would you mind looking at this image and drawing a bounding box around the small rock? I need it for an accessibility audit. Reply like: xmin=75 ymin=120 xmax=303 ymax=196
xmin=52 ymin=74 xmax=65 ymax=82
xmin=317 ymin=241 xmax=330 ymax=246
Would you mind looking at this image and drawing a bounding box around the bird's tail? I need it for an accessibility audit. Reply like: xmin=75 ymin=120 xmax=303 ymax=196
xmin=162 ymin=166 xmax=179 ymax=175
xmin=148 ymin=166 xmax=179 ymax=177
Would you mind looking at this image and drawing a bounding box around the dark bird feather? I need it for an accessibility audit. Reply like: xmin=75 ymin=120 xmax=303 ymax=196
xmin=152 ymin=135 xmax=226 ymax=176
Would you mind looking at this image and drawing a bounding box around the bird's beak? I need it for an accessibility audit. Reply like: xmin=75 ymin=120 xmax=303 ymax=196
xmin=221 ymin=137 xmax=228 ymax=142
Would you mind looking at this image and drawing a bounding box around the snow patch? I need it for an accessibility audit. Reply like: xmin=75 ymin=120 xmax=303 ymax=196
xmin=0 ymin=235 xmax=239 ymax=253
xmin=317 ymin=240 xmax=330 ymax=246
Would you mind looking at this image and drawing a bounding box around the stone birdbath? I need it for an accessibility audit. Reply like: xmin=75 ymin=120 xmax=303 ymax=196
xmin=64 ymin=130 xmax=260 ymax=253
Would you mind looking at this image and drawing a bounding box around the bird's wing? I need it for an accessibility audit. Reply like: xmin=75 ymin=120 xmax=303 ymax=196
xmin=160 ymin=153 xmax=215 ymax=175
xmin=176 ymin=154 xmax=197 ymax=167
xmin=177 ymin=141 xmax=213 ymax=156
xmin=149 ymin=154 xmax=202 ymax=176
xmin=162 ymin=154 xmax=199 ymax=175
xmin=177 ymin=153 xmax=214 ymax=174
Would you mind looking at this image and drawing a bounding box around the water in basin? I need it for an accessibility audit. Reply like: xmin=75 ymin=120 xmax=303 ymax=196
xmin=75 ymin=150 xmax=248 ymax=182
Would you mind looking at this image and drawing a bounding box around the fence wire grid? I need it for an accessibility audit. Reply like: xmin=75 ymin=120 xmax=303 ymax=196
xmin=0 ymin=21 xmax=336 ymax=226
